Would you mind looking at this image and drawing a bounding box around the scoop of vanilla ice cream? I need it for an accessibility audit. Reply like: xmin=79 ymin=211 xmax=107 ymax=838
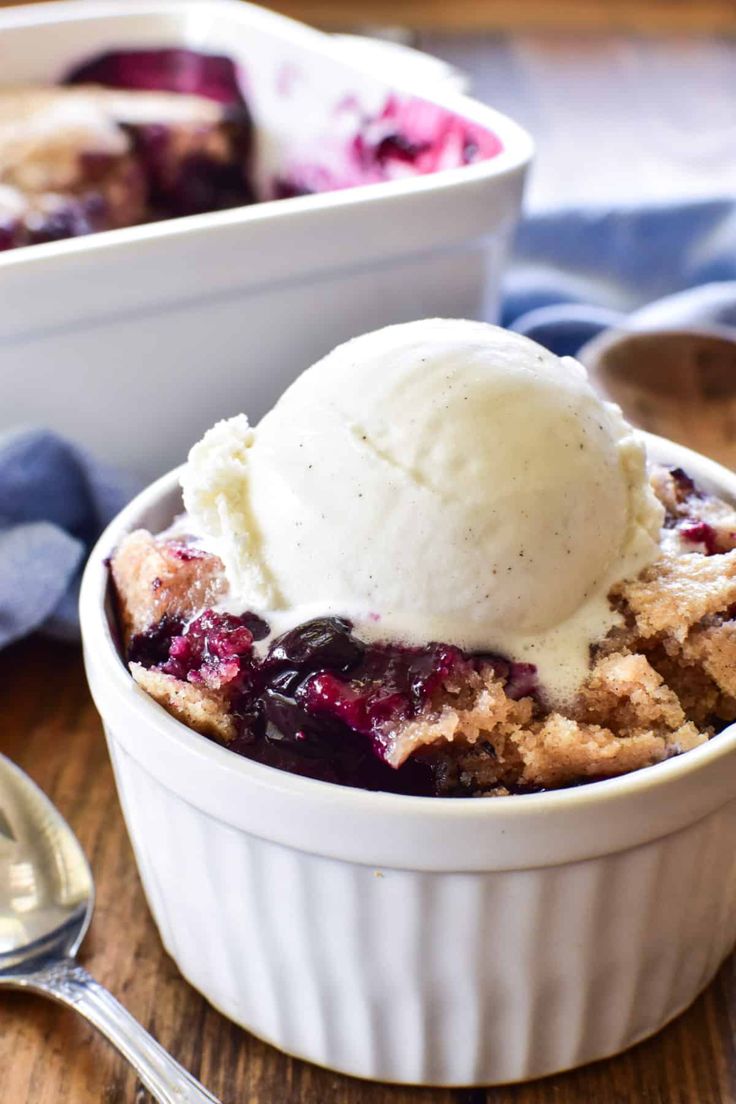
xmin=182 ymin=320 xmax=663 ymax=702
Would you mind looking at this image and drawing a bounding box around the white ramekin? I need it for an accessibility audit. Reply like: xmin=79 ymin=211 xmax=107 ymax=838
xmin=80 ymin=433 xmax=736 ymax=1086
xmin=0 ymin=0 xmax=531 ymax=481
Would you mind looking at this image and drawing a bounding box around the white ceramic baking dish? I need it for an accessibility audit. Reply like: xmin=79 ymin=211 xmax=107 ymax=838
xmin=80 ymin=432 xmax=736 ymax=1086
xmin=0 ymin=0 xmax=531 ymax=480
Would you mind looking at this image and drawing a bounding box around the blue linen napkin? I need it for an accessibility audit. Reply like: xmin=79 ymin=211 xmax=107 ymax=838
xmin=504 ymin=198 xmax=736 ymax=353
xmin=0 ymin=428 xmax=139 ymax=648
xmin=3 ymin=198 xmax=736 ymax=650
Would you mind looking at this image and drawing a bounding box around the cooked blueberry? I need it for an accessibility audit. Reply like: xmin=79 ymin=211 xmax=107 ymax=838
xmin=263 ymin=689 xmax=353 ymax=760
xmin=372 ymin=132 xmax=431 ymax=166
xmin=128 ymin=614 xmax=184 ymax=667
xmin=267 ymin=667 xmax=309 ymax=697
xmin=125 ymin=601 xmax=526 ymax=795
xmin=505 ymin=662 xmax=538 ymax=701
xmin=240 ymin=612 xmax=271 ymax=641
xmin=670 ymin=467 xmax=700 ymax=499
xmin=265 ymin=617 xmax=365 ymax=672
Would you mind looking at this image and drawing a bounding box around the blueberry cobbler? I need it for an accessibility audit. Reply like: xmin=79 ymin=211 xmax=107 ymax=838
xmin=0 ymin=48 xmax=500 ymax=251
xmin=110 ymin=322 xmax=736 ymax=797
xmin=0 ymin=52 xmax=253 ymax=249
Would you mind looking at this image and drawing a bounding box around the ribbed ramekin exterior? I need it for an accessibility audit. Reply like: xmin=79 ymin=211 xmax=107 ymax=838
xmin=84 ymin=437 xmax=736 ymax=1085
xmin=106 ymin=728 xmax=736 ymax=1085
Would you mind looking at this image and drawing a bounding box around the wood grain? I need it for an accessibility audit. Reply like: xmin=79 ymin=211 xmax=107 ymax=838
xmin=267 ymin=0 xmax=736 ymax=33
xmin=1 ymin=0 xmax=735 ymax=32
xmin=1 ymin=634 xmax=736 ymax=1102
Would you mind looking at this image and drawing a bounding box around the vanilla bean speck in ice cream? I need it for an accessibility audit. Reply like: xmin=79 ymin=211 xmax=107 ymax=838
xmin=180 ymin=320 xmax=663 ymax=703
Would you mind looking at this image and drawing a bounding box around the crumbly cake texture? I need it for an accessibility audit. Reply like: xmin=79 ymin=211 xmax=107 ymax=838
xmin=111 ymin=465 xmax=736 ymax=796
xmin=0 ymin=85 xmax=252 ymax=249
xmin=131 ymin=663 xmax=237 ymax=743
xmin=110 ymin=531 xmax=227 ymax=640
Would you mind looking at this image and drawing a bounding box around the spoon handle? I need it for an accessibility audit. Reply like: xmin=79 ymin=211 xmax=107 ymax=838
xmin=18 ymin=958 xmax=222 ymax=1104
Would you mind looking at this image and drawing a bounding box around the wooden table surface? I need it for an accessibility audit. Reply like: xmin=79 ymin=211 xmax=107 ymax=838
xmin=1 ymin=634 xmax=736 ymax=1104
xmin=2 ymin=0 xmax=736 ymax=32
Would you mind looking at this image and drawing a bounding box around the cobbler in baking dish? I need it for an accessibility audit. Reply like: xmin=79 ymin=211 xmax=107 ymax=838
xmin=0 ymin=52 xmax=253 ymax=249
xmin=0 ymin=47 xmax=501 ymax=251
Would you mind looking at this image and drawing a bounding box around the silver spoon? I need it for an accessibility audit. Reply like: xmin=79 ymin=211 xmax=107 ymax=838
xmin=0 ymin=752 xmax=222 ymax=1104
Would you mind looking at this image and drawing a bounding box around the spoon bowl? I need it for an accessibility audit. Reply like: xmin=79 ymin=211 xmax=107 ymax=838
xmin=0 ymin=753 xmax=221 ymax=1104
xmin=579 ymin=327 xmax=736 ymax=468
xmin=0 ymin=753 xmax=92 ymax=974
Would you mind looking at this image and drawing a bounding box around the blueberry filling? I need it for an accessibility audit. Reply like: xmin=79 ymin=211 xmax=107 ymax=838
xmin=2 ymin=49 xmax=502 ymax=252
xmin=127 ymin=612 xmax=537 ymax=796
xmin=65 ymin=49 xmax=255 ymax=224
xmin=271 ymin=178 xmax=314 ymax=200
xmin=680 ymin=520 xmax=719 ymax=556
xmin=368 ymin=132 xmax=432 ymax=167
xmin=126 ymin=116 xmax=254 ymax=218
xmin=65 ymin=48 xmax=247 ymax=106
xmin=26 ymin=194 xmax=108 ymax=244
xmin=663 ymin=467 xmax=723 ymax=554
xmin=670 ymin=467 xmax=701 ymax=500
xmin=128 ymin=613 xmax=185 ymax=668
